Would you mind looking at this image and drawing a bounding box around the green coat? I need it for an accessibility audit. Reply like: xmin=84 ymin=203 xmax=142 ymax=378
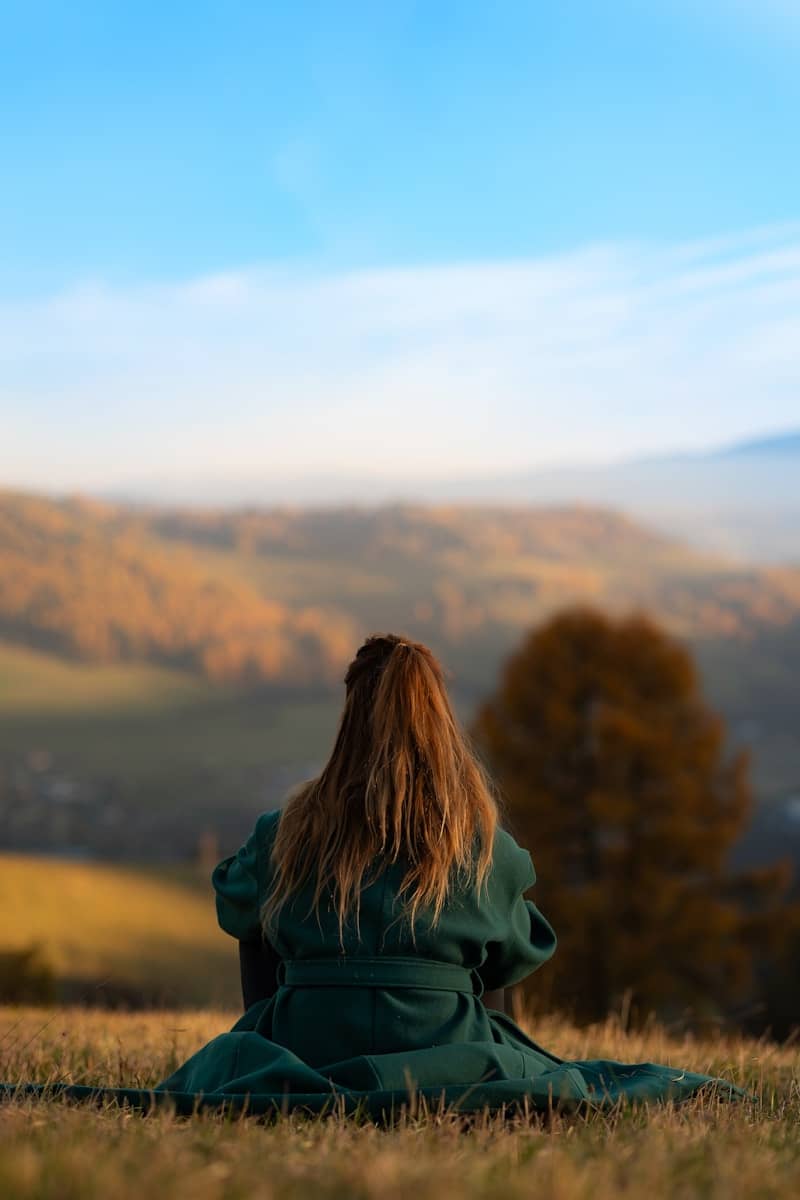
xmin=1 ymin=812 xmax=741 ymax=1117
xmin=152 ymin=811 xmax=739 ymax=1114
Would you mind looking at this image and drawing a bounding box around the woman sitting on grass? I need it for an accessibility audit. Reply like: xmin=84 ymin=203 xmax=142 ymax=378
xmin=3 ymin=634 xmax=740 ymax=1116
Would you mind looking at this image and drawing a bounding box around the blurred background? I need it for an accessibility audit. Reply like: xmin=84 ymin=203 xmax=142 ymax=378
xmin=1 ymin=1 xmax=799 ymax=1028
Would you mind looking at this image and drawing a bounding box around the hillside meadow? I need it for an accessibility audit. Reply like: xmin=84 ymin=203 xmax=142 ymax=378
xmin=1 ymin=1005 xmax=799 ymax=1200
xmin=0 ymin=640 xmax=339 ymax=780
xmin=0 ymin=854 xmax=240 ymax=1008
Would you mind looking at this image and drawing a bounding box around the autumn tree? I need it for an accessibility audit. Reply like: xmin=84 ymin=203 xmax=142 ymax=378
xmin=472 ymin=606 xmax=788 ymax=1026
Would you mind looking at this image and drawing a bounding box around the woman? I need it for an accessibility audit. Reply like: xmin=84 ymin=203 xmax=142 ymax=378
xmin=3 ymin=634 xmax=739 ymax=1117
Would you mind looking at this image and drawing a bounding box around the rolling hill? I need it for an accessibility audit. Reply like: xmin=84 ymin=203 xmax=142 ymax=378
xmin=4 ymin=489 xmax=800 ymax=688
xmin=0 ymin=853 xmax=240 ymax=1007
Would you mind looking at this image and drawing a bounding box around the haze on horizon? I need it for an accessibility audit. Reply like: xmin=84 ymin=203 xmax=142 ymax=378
xmin=2 ymin=1 xmax=799 ymax=495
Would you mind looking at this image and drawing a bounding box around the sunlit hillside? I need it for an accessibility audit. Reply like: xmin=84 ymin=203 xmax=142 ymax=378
xmin=0 ymin=491 xmax=357 ymax=687
xmin=0 ymin=854 xmax=239 ymax=1008
xmin=4 ymin=489 xmax=800 ymax=694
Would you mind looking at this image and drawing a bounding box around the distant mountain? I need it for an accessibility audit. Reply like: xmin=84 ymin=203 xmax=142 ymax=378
xmin=453 ymin=427 xmax=800 ymax=564
xmin=621 ymin=430 xmax=800 ymax=462
xmin=100 ymin=428 xmax=800 ymax=564
xmin=714 ymin=431 xmax=800 ymax=458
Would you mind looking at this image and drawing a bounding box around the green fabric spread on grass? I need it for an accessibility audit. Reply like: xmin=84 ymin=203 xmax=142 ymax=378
xmin=1 ymin=812 xmax=743 ymax=1115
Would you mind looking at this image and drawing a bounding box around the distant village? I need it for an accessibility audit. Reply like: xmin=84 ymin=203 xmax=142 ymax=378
xmin=0 ymin=747 xmax=319 ymax=867
xmin=3 ymin=743 xmax=800 ymax=891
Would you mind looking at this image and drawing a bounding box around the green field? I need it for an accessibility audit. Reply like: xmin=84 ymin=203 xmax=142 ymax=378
xmin=0 ymin=854 xmax=240 ymax=1008
xmin=1 ymin=1006 xmax=798 ymax=1199
xmin=0 ymin=641 xmax=340 ymax=784
xmin=0 ymin=642 xmax=222 ymax=716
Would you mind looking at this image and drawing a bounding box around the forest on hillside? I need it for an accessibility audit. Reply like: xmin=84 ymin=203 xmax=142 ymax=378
xmin=3 ymin=488 xmax=800 ymax=692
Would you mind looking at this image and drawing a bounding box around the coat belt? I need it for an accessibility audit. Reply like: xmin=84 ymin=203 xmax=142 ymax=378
xmin=279 ymin=956 xmax=481 ymax=994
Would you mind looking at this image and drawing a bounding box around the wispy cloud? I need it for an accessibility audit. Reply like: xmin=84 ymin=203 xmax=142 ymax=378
xmin=2 ymin=223 xmax=800 ymax=495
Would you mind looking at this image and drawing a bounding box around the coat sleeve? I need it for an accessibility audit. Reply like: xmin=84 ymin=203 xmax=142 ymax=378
xmin=212 ymin=811 xmax=279 ymax=942
xmin=477 ymin=830 xmax=557 ymax=991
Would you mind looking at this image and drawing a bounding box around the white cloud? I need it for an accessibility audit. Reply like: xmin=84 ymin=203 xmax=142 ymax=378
xmin=2 ymin=223 xmax=800 ymax=496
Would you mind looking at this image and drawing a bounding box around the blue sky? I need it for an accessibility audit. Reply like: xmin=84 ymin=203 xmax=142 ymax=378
xmin=2 ymin=0 xmax=800 ymax=492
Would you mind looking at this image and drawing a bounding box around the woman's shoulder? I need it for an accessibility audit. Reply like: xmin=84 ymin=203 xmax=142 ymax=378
xmin=212 ymin=809 xmax=282 ymax=942
xmin=212 ymin=809 xmax=280 ymax=892
xmin=254 ymin=807 xmax=282 ymax=843
xmin=488 ymin=824 xmax=537 ymax=894
xmin=247 ymin=808 xmax=283 ymax=874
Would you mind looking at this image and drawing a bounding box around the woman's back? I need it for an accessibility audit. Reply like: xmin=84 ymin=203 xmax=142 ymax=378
xmin=213 ymin=808 xmax=557 ymax=1068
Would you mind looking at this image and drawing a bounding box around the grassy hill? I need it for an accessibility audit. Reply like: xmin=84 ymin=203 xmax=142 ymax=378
xmin=0 ymin=854 xmax=240 ymax=1008
xmin=1 ymin=1005 xmax=798 ymax=1200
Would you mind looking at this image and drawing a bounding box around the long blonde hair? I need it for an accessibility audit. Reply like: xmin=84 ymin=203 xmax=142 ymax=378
xmin=262 ymin=633 xmax=498 ymax=938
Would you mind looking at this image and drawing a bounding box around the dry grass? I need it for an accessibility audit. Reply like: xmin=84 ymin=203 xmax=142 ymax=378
xmin=1 ymin=1005 xmax=799 ymax=1200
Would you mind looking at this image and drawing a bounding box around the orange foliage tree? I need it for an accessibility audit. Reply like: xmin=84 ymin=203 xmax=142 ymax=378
xmin=472 ymin=606 xmax=789 ymax=1026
